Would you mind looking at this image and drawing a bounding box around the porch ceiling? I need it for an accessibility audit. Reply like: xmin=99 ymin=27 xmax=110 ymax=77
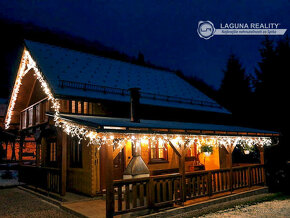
xmin=53 ymin=113 xmax=279 ymax=137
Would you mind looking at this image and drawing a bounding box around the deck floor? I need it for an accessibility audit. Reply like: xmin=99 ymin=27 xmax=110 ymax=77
xmin=61 ymin=186 xmax=266 ymax=218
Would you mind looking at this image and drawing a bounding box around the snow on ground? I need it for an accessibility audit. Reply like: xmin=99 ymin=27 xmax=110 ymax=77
xmin=201 ymin=199 xmax=290 ymax=218
xmin=0 ymin=170 xmax=21 ymax=187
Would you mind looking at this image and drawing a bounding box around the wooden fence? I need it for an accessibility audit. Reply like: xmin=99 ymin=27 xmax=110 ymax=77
xmin=111 ymin=164 xmax=265 ymax=216
xmin=18 ymin=165 xmax=61 ymax=194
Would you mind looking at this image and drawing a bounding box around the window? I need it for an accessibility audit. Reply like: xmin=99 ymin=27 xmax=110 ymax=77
xmin=84 ymin=102 xmax=88 ymax=114
xmin=186 ymin=146 xmax=197 ymax=161
xmin=61 ymin=100 xmax=69 ymax=113
xmin=28 ymin=107 xmax=33 ymax=126
xmin=21 ymin=111 xmax=27 ymax=129
xmin=77 ymin=101 xmax=82 ymax=114
xmin=71 ymin=100 xmax=76 ymax=113
xmin=35 ymin=104 xmax=40 ymax=124
xmin=49 ymin=142 xmax=57 ymax=162
xmin=70 ymin=138 xmax=82 ymax=168
xmin=149 ymin=139 xmax=168 ymax=163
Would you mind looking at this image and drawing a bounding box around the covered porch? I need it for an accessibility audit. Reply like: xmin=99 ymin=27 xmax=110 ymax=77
xmin=55 ymin=114 xmax=277 ymax=217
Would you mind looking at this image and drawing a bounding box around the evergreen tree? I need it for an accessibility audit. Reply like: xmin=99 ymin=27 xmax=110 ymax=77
xmin=219 ymin=54 xmax=251 ymax=116
xmin=253 ymin=36 xmax=290 ymax=193
xmin=254 ymin=36 xmax=289 ymax=131
xmin=254 ymin=37 xmax=276 ymax=100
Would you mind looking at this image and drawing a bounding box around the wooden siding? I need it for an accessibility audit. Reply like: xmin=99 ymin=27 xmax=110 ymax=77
xmin=67 ymin=138 xmax=97 ymax=196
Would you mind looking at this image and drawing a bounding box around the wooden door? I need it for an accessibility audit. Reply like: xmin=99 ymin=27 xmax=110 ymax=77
xmin=113 ymin=148 xmax=125 ymax=180
xmin=100 ymin=146 xmax=125 ymax=191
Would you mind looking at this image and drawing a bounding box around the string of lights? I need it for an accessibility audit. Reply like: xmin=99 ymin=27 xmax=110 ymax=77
xmin=5 ymin=49 xmax=273 ymax=155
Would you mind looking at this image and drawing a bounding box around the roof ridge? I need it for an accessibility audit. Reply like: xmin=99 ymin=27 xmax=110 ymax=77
xmin=24 ymin=39 xmax=176 ymax=75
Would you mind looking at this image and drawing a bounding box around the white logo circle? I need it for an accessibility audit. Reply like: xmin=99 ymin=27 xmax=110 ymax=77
xmin=197 ymin=21 xmax=216 ymax=39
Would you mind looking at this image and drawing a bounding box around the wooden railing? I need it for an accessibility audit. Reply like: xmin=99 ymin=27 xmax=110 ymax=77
xmin=18 ymin=165 xmax=61 ymax=194
xmin=113 ymin=174 xmax=182 ymax=215
xmin=111 ymin=164 xmax=265 ymax=216
xmin=20 ymin=98 xmax=49 ymax=129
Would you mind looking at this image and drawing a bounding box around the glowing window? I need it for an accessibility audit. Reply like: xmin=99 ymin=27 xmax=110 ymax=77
xmin=49 ymin=142 xmax=57 ymax=162
xmin=71 ymin=100 xmax=76 ymax=113
xmin=78 ymin=101 xmax=82 ymax=113
xmin=84 ymin=102 xmax=88 ymax=114
xmin=149 ymin=140 xmax=168 ymax=162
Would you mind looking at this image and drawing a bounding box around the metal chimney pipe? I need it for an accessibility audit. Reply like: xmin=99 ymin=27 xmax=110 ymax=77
xmin=129 ymin=88 xmax=140 ymax=123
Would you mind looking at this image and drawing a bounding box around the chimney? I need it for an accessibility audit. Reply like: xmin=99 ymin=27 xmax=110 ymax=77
xmin=129 ymin=88 xmax=140 ymax=123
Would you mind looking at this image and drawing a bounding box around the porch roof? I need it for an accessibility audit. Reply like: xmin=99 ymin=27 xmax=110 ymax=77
xmin=57 ymin=114 xmax=279 ymax=136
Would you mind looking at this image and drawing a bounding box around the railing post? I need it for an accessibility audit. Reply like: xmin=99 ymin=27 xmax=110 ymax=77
xmin=179 ymin=147 xmax=186 ymax=203
xmin=262 ymin=165 xmax=266 ymax=186
xmin=207 ymin=171 xmax=212 ymax=196
xmin=229 ymin=154 xmax=233 ymax=193
xmin=247 ymin=166 xmax=252 ymax=188
xmin=148 ymin=177 xmax=154 ymax=208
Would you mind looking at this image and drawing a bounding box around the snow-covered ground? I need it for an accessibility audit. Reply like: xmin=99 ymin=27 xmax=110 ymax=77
xmin=0 ymin=170 xmax=21 ymax=187
xmin=202 ymin=199 xmax=290 ymax=218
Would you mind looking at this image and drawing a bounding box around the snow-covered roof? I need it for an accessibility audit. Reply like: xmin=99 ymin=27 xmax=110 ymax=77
xmin=25 ymin=40 xmax=229 ymax=114
xmin=58 ymin=114 xmax=278 ymax=135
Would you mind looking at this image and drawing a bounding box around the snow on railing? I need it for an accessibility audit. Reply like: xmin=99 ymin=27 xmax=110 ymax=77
xmin=58 ymin=80 xmax=222 ymax=109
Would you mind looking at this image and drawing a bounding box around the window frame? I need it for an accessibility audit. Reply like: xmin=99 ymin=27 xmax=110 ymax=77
xmin=70 ymin=137 xmax=83 ymax=168
xmin=148 ymin=139 xmax=168 ymax=164
xmin=47 ymin=138 xmax=57 ymax=167
xmin=185 ymin=144 xmax=198 ymax=161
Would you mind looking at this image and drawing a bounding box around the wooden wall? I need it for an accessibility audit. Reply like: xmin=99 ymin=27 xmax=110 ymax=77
xmin=67 ymin=138 xmax=97 ymax=196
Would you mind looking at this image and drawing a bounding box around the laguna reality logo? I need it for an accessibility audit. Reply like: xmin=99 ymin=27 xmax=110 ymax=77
xmin=197 ymin=21 xmax=287 ymax=39
xmin=197 ymin=21 xmax=216 ymax=39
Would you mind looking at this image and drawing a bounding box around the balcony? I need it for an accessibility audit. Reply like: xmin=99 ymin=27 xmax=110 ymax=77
xmin=20 ymin=98 xmax=50 ymax=130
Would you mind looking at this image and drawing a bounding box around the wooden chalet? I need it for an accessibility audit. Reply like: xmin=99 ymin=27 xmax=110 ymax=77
xmin=5 ymin=40 xmax=279 ymax=217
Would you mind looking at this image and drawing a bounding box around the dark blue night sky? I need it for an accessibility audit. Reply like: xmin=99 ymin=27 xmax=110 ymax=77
xmin=0 ymin=0 xmax=289 ymax=88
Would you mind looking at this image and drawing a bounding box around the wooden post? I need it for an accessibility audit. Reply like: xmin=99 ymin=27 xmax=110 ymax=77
xmin=229 ymin=152 xmax=233 ymax=193
xmin=258 ymin=146 xmax=266 ymax=185
xmin=11 ymin=141 xmax=16 ymax=161
xmin=208 ymin=171 xmax=212 ymax=196
xmin=36 ymin=143 xmax=41 ymax=166
xmin=60 ymin=132 xmax=67 ymax=196
xmin=179 ymin=145 xmax=186 ymax=203
xmin=19 ymin=134 xmax=25 ymax=165
xmin=148 ymin=177 xmax=154 ymax=208
xmin=105 ymin=141 xmax=114 ymax=218
xmin=258 ymin=146 xmax=265 ymax=165
xmin=247 ymin=166 xmax=252 ymax=188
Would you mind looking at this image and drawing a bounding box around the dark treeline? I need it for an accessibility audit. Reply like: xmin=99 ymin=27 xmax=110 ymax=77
xmin=181 ymin=36 xmax=290 ymax=193
xmin=0 ymin=17 xmax=174 ymax=99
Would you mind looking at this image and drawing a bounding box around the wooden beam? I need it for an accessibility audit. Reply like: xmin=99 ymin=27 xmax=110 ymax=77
xmin=168 ymin=140 xmax=181 ymax=157
xmin=178 ymin=141 xmax=188 ymax=203
xmin=257 ymin=145 xmax=264 ymax=164
xmin=113 ymin=140 xmax=126 ymax=160
xmin=105 ymin=141 xmax=114 ymax=218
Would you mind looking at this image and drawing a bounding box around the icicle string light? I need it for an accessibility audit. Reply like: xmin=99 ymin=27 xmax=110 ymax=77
xmin=5 ymin=49 xmax=275 ymax=155
xmin=5 ymin=49 xmax=60 ymax=129
xmin=54 ymin=118 xmax=273 ymax=153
